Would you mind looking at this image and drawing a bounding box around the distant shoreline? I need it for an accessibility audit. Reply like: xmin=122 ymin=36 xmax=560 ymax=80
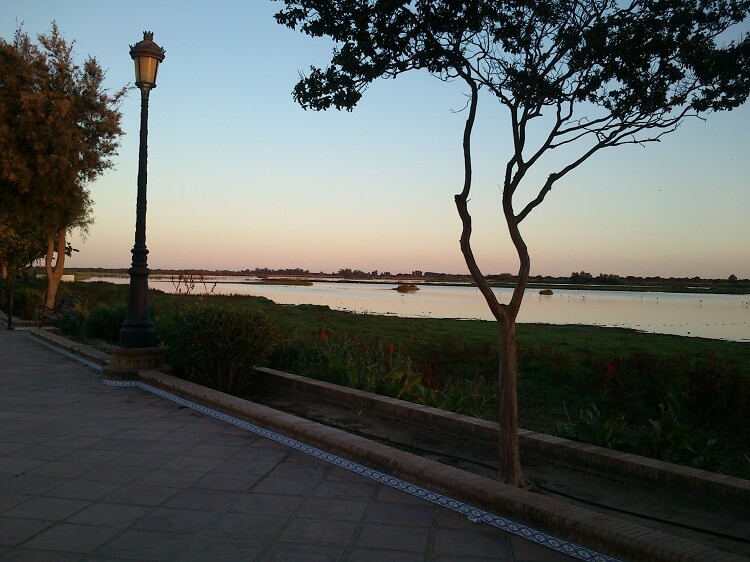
xmin=67 ymin=269 xmax=750 ymax=295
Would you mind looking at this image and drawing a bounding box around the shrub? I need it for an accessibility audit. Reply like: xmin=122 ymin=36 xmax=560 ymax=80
xmin=55 ymin=309 xmax=86 ymax=339
xmin=166 ymin=305 xmax=278 ymax=394
xmin=267 ymin=340 xmax=326 ymax=377
xmin=9 ymin=287 xmax=44 ymax=320
xmin=51 ymin=295 xmax=88 ymax=338
xmin=153 ymin=309 xmax=178 ymax=347
xmin=83 ymin=304 xmax=126 ymax=344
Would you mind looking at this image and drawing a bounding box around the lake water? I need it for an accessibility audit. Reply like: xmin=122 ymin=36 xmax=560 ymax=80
xmin=84 ymin=276 xmax=750 ymax=342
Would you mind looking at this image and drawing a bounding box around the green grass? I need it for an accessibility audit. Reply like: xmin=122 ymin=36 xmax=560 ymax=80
xmin=25 ymin=279 xmax=750 ymax=478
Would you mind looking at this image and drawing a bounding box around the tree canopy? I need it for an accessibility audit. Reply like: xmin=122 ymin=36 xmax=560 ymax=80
xmin=0 ymin=23 xmax=126 ymax=310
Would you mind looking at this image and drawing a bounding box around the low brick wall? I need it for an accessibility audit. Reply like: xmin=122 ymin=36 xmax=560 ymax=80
xmin=255 ymin=366 xmax=750 ymax=510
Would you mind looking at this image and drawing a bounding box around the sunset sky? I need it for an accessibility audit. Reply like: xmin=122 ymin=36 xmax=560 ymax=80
xmin=4 ymin=1 xmax=749 ymax=278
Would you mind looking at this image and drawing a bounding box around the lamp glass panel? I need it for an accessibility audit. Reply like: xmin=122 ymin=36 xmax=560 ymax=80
xmin=134 ymin=57 xmax=159 ymax=85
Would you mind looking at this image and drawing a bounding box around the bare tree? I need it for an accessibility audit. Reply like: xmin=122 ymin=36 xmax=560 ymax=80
xmin=275 ymin=0 xmax=750 ymax=486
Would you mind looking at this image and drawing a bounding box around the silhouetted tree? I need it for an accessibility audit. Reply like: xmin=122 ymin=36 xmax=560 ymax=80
xmin=276 ymin=0 xmax=750 ymax=486
xmin=596 ymin=273 xmax=624 ymax=285
xmin=570 ymin=271 xmax=593 ymax=284
xmin=0 ymin=24 xmax=125 ymax=312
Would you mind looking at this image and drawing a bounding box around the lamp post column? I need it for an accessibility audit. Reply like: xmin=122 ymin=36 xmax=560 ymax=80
xmin=105 ymin=32 xmax=166 ymax=377
xmin=119 ymin=85 xmax=156 ymax=348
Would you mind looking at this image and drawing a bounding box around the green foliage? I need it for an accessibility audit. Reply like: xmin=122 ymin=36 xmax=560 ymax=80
xmin=685 ymin=355 xmax=748 ymax=432
xmin=270 ymin=331 xmax=499 ymax=416
xmin=2 ymin=285 xmax=43 ymax=320
xmin=49 ymin=292 xmax=89 ymax=339
xmin=82 ymin=304 xmax=126 ymax=344
xmin=273 ymin=332 xmax=424 ymax=400
xmin=0 ymin=24 xmax=126 ymax=221
xmin=557 ymin=381 xmax=737 ymax=473
xmin=0 ymin=222 xmax=46 ymax=281
xmin=588 ymin=350 xmax=749 ymax=438
xmin=557 ymin=403 xmax=635 ymax=450
xmin=427 ymin=379 xmax=496 ymax=417
xmin=165 ymin=305 xmax=279 ymax=394
xmin=640 ymin=394 xmax=694 ymax=463
xmin=55 ymin=309 xmax=86 ymax=339
xmin=267 ymin=340 xmax=325 ymax=376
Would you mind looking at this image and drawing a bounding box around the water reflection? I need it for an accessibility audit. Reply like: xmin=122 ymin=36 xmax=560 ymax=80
xmin=86 ymin=276 xmax=749 ymax=342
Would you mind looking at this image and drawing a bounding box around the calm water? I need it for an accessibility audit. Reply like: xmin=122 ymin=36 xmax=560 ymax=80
xmin=85 ymin=276 xmax=750 ymax=342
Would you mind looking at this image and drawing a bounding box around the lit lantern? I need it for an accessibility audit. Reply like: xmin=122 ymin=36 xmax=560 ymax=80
xmin=129 ymin=31 xmax=165 ymax=90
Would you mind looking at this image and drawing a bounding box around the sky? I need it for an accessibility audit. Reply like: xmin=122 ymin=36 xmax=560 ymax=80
xmin=3 ymin=1 xmax=749 ymax=278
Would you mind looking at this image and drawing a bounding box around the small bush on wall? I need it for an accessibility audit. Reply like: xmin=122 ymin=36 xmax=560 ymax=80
xmin=166 ymin=305 xmax=278 ymax=394
xmin=83 ymin=304 xmax=126 ymax=344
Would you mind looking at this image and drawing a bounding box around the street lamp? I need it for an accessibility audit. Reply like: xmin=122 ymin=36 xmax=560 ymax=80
xmin=118 ymin=32 xmax=165 ymax=349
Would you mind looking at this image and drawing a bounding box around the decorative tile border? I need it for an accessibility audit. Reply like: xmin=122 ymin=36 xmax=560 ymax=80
xmin=103 ymin=378 xmax=619 ymax=562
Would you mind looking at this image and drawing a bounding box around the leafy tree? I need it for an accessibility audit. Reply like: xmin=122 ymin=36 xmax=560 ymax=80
xmin=0 ymin=24 xmax=126 ymax=313
xmin=275 ymin=0 xmax=750 ymax=486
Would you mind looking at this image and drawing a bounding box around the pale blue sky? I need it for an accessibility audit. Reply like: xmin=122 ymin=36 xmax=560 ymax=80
xmin=3 ymin=1 xmax=749 ymax=278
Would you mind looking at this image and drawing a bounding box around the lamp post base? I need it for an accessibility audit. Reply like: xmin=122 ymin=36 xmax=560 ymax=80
xmin=103 ymin=346 xmax=166 ymax=379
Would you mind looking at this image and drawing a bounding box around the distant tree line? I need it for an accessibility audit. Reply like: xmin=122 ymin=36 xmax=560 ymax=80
xmin=570 ymin=272 xmax=624 ymax=285
xmin=70 ymin=267 xmax=747 ymax=286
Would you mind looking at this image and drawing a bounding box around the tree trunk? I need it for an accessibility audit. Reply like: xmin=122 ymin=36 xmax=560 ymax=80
xmin=498 ymin=317 xmax=524 ymax=486
xmin=43 ymin=227 xmax=67 ymax=312
xmin=5 ymin=273 xmax=15 ymax=330
xmin=453 ymin=71 xmax=526 ymax=487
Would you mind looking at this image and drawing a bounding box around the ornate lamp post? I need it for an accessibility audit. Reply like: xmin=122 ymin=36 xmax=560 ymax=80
xmin=118 ymin=32 xmax=165 ymax=351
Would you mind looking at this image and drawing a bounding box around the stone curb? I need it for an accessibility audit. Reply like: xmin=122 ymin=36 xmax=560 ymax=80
xmin=29 ymin=328 xmax=111 ymax=366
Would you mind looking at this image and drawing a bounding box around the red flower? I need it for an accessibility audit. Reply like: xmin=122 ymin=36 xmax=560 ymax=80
xmin=388 ymin=343 xmax=395 ymax=354
xmin=320 ymin=330 xmax=329 ymax=343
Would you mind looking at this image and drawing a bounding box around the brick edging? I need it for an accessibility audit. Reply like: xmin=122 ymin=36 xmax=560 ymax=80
xmin=254 ymin=366 xmax=750 ymax=510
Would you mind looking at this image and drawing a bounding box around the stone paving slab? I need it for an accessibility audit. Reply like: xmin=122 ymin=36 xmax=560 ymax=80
xmin=0 ymin=329 xmax=582 ymax=561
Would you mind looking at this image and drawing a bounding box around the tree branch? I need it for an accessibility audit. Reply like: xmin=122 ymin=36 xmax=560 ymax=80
xmin=454 ymin=69 xmax=503 ymax=321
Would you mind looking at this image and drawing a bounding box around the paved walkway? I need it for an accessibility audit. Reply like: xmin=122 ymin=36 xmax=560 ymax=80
xmin=0 ymin=329 xmax=588 ymax=561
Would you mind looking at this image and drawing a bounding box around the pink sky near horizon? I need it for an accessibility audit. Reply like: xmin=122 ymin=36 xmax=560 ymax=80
xmin=4 ymin=2 xmax=749 ymax=279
